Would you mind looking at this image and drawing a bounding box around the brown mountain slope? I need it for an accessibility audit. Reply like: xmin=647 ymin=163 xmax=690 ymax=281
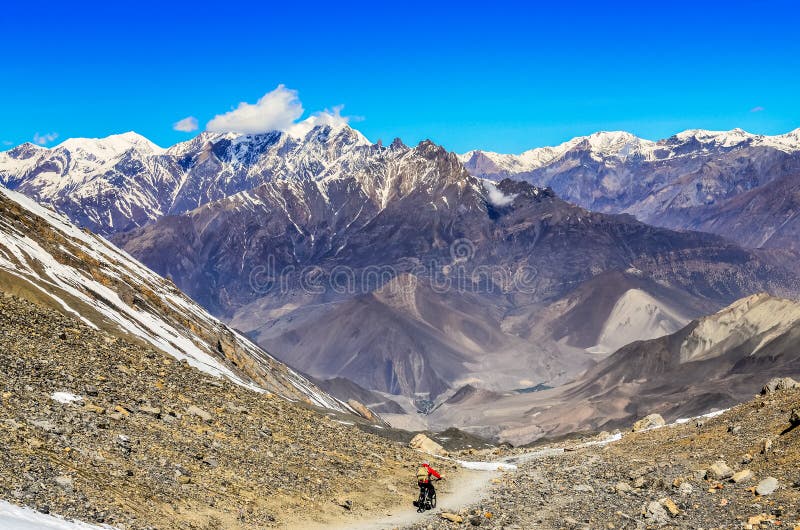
xmin=0 ymin=292 xmax=455 ymax=529
xmin=427 ymin=293 xmax=800 ymax=444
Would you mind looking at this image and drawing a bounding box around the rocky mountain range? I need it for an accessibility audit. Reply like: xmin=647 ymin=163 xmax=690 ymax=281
xmin=460 ymin=128 xmax=800 ymax=250
xmin=111 ymin=137 xmax=799 ymax=403
xmin=2 ymin=125 xmax=799 ymax=419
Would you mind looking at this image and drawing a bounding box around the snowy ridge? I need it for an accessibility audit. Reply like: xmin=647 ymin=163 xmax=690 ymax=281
xmin=0 ymin=125 xmax=375 ymax=235
xmin=0 ymin=185 xmax=345 ymax=411
xmin=459 ymin=127 xmax=800 ymax=175
xmin=0 ymin=125 xmax=486 ymax=238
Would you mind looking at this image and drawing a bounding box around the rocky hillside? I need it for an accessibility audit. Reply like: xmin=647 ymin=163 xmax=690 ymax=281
xmin=0 ymin=184 xmax=341 ymax=410
xmin=460 ymin=128 xmax=800 ymax=250
xmin=0 ymin=292 xmax=457 ymax=529
xmin=427 ymin=293 xmax=800 ymax=444
xmin=406 ymin=382 xmax=800 ymax=529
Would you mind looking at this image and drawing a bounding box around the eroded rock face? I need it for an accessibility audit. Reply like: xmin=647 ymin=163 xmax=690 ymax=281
xmin=761 ymin=377 xmax=799 ymax=395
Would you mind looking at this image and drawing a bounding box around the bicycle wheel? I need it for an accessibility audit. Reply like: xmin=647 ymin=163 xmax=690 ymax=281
xmin=430 ymin=490 xmax=437 ymax=509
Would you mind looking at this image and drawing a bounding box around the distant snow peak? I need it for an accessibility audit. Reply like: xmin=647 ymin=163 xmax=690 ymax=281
xmin=460 ymin=127 xmax=800 ymax=176
xmin=58 ymin=131 xmax=164 ymax=155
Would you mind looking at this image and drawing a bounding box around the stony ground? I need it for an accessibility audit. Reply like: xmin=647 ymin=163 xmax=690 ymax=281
xmin=0 ymin=292 xmax=459 ymax=529
xmin=405 ymin=387 xmax=800 ymax=529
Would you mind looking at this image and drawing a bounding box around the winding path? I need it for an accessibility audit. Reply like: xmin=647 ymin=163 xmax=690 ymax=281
xmin=298 ymin=447 xmax=567 ymax=530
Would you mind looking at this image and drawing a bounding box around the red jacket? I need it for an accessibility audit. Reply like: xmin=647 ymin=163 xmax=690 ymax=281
xmin=419 ymin=463 xmax=442 ymax=483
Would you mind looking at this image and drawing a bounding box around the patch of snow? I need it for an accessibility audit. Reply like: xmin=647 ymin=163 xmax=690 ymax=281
xmin=674 ymin=408 xmax=730 ymax=425
xmin=0 ymin=500 xmax=114 ymax=530
xmin=50 ymin=392 xmax=83 ymax=405
xmin=457 ymin=460 xmax=517 ymax=471
xmin=580 ymin=432 xmax=623 ymax=447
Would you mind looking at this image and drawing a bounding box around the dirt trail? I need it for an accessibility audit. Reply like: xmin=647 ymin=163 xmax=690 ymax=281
xmin=294 ymin=447 xmax=565 ymax=530
xmin=296 ymin=468 xmax=493 ymax=530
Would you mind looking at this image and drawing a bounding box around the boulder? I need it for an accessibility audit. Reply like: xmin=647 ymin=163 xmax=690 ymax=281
xmin=659 ymin=497 xmax=680 ymax=517
xmin=644 ymin=501 xmax=669 ymax=523
xmin=761 ymin=377 xmax=798 ymax=395
xmin=706 ymin=460 xmax=734 ymax=480
xmin=186 ymin=405 xmax=212 ymax=422
xmin=731 ymin=469 xmax=753 ymax=483
xmin=614 ymin=481 xmax=633 ymax=494
xmin=441 ymin=513 xmax=463 ymax=523
xmin=54 ymin=475 xmax=74 ymax=492
xmin=409 ymin=433 xmax=449 ymax=457
xmin=632 ymin=414 xmax=665 ymax=432
xmin=678 ymin=482 xmax=693 ymax=496
xmin=347 ymin=399 xmax=376 ymax=422
xmin=756 ymin=477 xmax=779 ymax=496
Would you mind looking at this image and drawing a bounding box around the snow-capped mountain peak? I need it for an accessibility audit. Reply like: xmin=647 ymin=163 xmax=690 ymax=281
xmin=460 ymin=127 xmax=800 ymax=175
xmin=57 ymin=131 xmax=165 ymax=155
xmin=0 ymin=124 xmax=376 ymax=235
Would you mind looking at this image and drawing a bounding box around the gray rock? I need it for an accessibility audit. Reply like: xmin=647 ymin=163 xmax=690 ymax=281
xmin=678 ymin=481 xmax=693 ymax=496
xmin=187 ymin=405 xmax=212 ymax=422
xmin=645 ymin=501 xmax=669 ymax=523
xmin=30 ymin=419 xmax=57 ymax=432
xmin=615 ymin=481 xmax=633 ymax=494
xmin=756 ymin=477 xmax=779 ymax=496
xmin=54 ymin=475 xmax=73 ymax=492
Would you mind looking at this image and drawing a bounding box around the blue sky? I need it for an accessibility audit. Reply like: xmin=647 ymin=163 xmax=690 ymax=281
xmin=1 ymin=1 xmax=799 ymax=153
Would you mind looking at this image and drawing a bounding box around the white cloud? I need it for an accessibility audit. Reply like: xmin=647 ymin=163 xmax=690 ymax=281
xmin=287 ymin=105 xmax=350 ymax=137
xmin=483 ymin=180 xmax=517 ymax=207
xmin=33 ymin=132 xmax=58 ymax=145
xmin=206 ymin=85 xmax=352 ymax=137
xmin=173 ymin=116 xmax=199 ymax=132
xmin=750 ymin=106 xmax=765 ymax=113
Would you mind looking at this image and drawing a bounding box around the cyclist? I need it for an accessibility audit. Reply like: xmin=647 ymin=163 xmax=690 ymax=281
xmin=414 ymin=462 xmax=442 ymax=512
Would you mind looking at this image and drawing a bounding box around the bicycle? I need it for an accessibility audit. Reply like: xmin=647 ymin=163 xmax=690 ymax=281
xmin=414 ymin=478 xmax=440 ymax=512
